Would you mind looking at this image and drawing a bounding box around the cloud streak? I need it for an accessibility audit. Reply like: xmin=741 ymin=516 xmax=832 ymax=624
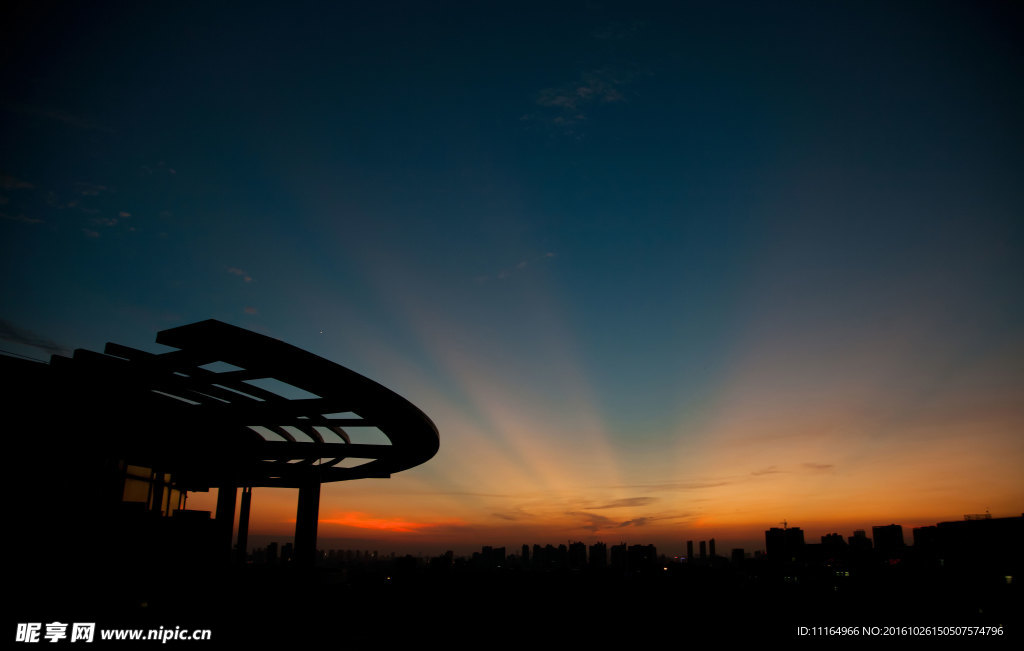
xmin=476 ymin=252 xmax=555 ymax=284
xmin=0 ymin=320 xmax=70 ymax=357
xmin=227 ymin=267 xmax=253 ymax=282
xmin=525 ymin=68 xmax=637 ymax=133
xmin=591 ymin=496 xmax=658 ymax=509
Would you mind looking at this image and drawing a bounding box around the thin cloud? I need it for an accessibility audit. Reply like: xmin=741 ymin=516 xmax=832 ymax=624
xmin=618 ymin=517 xmax=649 ymax=528
xmin=476 ymin=251 xmax=555 ymax=284
xmin=526 ymin=69 xmax=635 ymax=133
xmin=0 ymin=175 xmax=33 ymax=190
xmin=0 ymin=319 xmax=70 ymax=357
xmin=227 ymin=267 xmax=253 ymax=283
xmin=567 ymin=511 xmax=615 ymax=532
xmin=620 ymin=478 xmax=740 ymax=492
xmin=802 ymin=462 xmax=835 ymax=471
xmin=1 ymin=212 xmax=43 ymax=225
xmin=75 ymin=182 xmax=109 ymax=196
xmin=568 ymin=511 xmax=666 ymax=533
xmin=751 ymin=466 xmax=786 ymax=476
xmin=2 ymin=102 xmax=112 ymax=132
xmin=592 ymin=497 xmax=658 ymax=509
xmin=243 ymin=306 xmax=259 ymax=315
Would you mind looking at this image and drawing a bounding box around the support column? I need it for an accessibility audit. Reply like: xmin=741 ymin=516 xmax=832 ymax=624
xmin=294 ymin=479 xmax=321 ymax=567
xmin=215 ymin=482 xmax=237 ymax=563
xmin=150 ymin=469 xmax=165 ymax=515
xmin=236 ymin=486 xmax=252 ymax=564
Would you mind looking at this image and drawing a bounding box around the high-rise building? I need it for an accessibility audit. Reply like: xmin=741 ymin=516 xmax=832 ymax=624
xmin=589 ymin=542 xmax=607 ymax=569
xmin=765 ymin=527 xmax=805 ymax=562
xmin=686 ymin=540 xmax=694 ymax=562
xmin=873 ymin=524 xmax=904 ymax=558
xmin=610 ymin=543 xmax=628 ymax=570
xmin=848 ymin=529 xmax=872 ymax=553
xmin=568 ymin=541 xmax=587 ymax=569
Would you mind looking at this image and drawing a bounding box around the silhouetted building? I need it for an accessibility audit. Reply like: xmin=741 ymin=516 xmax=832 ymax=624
xmin=873 ymin=524 xmax=904 ymax=559
xmin=709 ymin=538 xmax=716 ymax=559
xmin=700 ymin=540 xmax=707 ymax=561
xmin=687 ymin=540 xmax=694 ymax=562
xmin=766 ymin=527 xmax=805 ymax=562
xmin=6 ymin=319 xmax=440 ymax=617
xmin=927 ymin=514 xmax=1023 ymax=572
xmin=848 ymin=529 xmax=872 ymax=553
xmin=589 ymin=542 xmax=607 ymax=569
xmin=610 ymin=543 xmax=628 ymax=570
xmin=568 ymin=541 xmax=587 ymax=570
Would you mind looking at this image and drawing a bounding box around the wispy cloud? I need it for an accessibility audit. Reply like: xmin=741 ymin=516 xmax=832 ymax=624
xmin=617 ymin=517 xmax=649 ymax=528
xmin=75 ymin=182 xmax=109 ymax=196
xmin=476 ymin=251 xmax=555 ymax=284
xmin=0 ymin=319 xmax=70 ymax=356
xmin=751 ymin=466 xmax=785 ymax=476
xmin=227 ymin=267 xmax=253 ymax=283
xmin=0 ymin=175 xmax=33 ymax=190
xmin=802 ymin=462 xmax=835 ymax=471
xmin=525 ymin=68 xmax=636 ymax=133
xmin=620 ymin=478 xmax=740 ymax=492
xmin=536 ymin=70 xmax=626 ymax=110
xmin=567 ymin=511 xmax=615 ymax=532
xmin=1 ymin=212 xmax=43 ymax=225
xmin=2 ymin=102 xmax=112 ymax=132
xmin=568 ymin=510 xmax=668 ymax=532
xmin=592 ymin=496 xmax=658 ymax=509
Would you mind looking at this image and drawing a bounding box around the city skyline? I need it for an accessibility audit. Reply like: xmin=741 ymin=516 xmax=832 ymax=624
xmin=3 ymin=1 xmax=1023 ymax=557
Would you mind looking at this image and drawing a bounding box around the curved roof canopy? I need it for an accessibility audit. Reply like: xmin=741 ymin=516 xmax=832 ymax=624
xmin=48 ymin=320 xmax=439 ymax=489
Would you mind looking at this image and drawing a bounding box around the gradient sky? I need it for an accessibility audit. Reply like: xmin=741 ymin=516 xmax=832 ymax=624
xmin=2 ymin=1 xmax=1022 ymax=556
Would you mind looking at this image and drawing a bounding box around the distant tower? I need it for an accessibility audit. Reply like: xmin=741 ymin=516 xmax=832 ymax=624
xmin=709 ymin=538 xmax=716 ymax=559
xmin=765 ymin=526 xmax=804 ymax=562
xmin=699 ymin=540 xmax=707 ymax=561
xmin=589 ymin=542 xmax=608 ymax=569
xmin=568 ymin=541 xmax=587 ymax=569
xmin=849 ymin=529 xmax=872 ymax=553
xmin=873 ymin=524 xmax=904 ymax=558
xmin=687 ymin=540 xmax=694 ymax=562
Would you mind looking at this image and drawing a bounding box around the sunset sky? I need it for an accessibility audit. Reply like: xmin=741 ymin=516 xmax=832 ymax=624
xmin=2 ymin=1 xmax=1022 ymax=556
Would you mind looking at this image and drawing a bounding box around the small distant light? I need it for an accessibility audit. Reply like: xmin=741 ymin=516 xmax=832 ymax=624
xmin=1006 ymin=575 xmax=1013 ymax=584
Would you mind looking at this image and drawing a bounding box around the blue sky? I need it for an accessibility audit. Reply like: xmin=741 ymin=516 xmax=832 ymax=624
xmin=2 ymin=1 xmax=1022 ymax=553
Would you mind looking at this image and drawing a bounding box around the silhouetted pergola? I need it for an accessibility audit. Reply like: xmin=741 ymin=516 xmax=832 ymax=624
xmin=14 ymin=319 xmax=438 ymax=566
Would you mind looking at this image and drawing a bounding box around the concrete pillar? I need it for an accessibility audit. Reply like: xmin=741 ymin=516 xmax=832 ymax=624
xmin=236 ymin=486 xmax=252 ymax=563
xmin=215 ymin=483 xmax=237 ymax=562
xmin=294 ymin=479 xmax=321 ymax=567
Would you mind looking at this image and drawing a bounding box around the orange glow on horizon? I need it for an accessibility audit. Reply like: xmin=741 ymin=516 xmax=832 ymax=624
xmin=318 ymin=512 xmax=466 ymax=534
